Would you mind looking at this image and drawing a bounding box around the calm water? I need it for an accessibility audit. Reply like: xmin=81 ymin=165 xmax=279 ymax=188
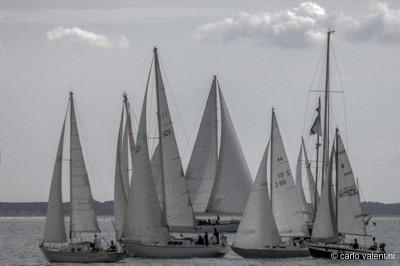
xmin=0 ymin=216 xmax=399 ymax=265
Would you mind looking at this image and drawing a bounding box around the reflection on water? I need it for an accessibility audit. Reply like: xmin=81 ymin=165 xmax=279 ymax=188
xmin=0 ymin=216 xmax=399 ymax=265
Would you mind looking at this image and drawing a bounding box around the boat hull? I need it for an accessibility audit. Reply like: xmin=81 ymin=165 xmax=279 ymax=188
xmin=169 ymin=221 xmax=239 ymax=233
xmin=231 ymin=246 xmax=310 ymax=258
xmin=121 ymin=241 xmax=229 ymax=258
xmin=308 ymin=243 xmax=385 ymax=259
xmin=39 ymin=243 xmax=125 ymax=263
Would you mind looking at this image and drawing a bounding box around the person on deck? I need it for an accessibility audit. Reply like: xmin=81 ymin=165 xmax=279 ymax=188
xmin=204 ymin=232 xmax=209 ymax=246
xmin=93 ymin=234 xmax=102 ymax=251
xmin=369 ymin=237 xmax=378 ymax=250
xmin=213 ymin=228 xmax=220 ymax=244
xmin=107 ymin=240 xmax=117 ymax=252
xmin=352 ymin=238 xmax=359 ymax=249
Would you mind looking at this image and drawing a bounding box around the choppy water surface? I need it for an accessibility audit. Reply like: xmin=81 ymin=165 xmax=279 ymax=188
xmin=0 ymin=216 xmax=399 ymax=265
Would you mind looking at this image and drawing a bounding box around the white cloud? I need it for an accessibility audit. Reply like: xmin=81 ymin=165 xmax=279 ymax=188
xmin=194 ymin=1 xmax=400 ymax=48
xmin=342 ymin=2 xmax=400 ymax=43
xmin=194 ymin=2 xmax=327 ymax=48
xmin=47 ymin=27 xmax=129 ymax=50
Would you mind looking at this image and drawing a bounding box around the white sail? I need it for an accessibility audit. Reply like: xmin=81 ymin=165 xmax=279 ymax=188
xmin=43 ymin=114 xmax=67 ymax=243
xmin=186 ymin=76 xmax=218 ymax=213
xmin=114 ymin=102 xmax=130 ymax=239
xmin=207 ymin=87 xmax=252 ymax=215
xmin=270 ymin=110 xmax=309 ymax=237
xmin=301 ymin=138 xmax=319 ymax=210
xmin=311 ymin=143 xmax=338 ymax=242
xmin=295 ymin=145 xmax=314 ymax=224
xmin=151 ymin=143 xmax=163 ymax=209
xmin=336 ymin=134 xmax=367 ymax=236
xmin=154 ymin=48 xmax=196 ymax=229
xmin=122 ymin=86 xmax=170 ymax=245
xmin=69 ymin=94 xmax=100 ymax=234
xmin=233 ymin=141 xmax=281 ymax=249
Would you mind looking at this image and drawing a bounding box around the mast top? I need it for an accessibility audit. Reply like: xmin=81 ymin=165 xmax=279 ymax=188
xmin=153 ymin=47 xmax=157 ymax=53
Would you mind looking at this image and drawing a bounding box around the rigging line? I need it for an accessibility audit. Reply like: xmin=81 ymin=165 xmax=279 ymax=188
xmin=73 ymin=98 xmax=107 ymax=202
xmin=301 ymin=41 xmax=327 ymax=136
xmin=331 ymin=42 xmax=349 ymax=154
xmin=158 ymin=55 xmax=192 ymax=161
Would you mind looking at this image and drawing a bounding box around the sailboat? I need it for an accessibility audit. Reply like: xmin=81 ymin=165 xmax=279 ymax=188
xmin=307 ymin=30 xmax=385 ymax=258
xmin=39 ymin=92 xmax=125 ymax=263
xmin=113 ymin=93 xmax=135 ymax=240
xmin=231 ymin=109 xmax=310 ymax=258
xmin=119 ymin=48 xmax=229 ymax=258
xmin=176 ymin=75 xmax=252 ymax=233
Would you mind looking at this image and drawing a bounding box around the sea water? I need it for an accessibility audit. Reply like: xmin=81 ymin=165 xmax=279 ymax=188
xmin=0 ymin=216 xmax=399 ymax=265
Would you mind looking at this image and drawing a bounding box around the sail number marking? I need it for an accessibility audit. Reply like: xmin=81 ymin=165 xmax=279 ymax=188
xmin=163 ymin=129 xmax=172 ymax=137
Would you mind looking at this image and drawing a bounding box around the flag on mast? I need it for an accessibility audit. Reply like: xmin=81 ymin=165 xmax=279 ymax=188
xmin=310 ymin=107 xmax=322 ymax=136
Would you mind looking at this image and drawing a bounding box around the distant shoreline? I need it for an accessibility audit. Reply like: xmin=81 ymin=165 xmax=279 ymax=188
xmin=0 ymin=201 xmax=399 ymax=217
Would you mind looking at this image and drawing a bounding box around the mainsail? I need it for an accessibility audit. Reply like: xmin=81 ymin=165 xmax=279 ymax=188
xmin=69 ymin=93 xmax=100 ymax=235
xmin=233 ymin=141 xmax=281 ymax=249
xmin=270 ymin=110 xmax=309 ymax=237
xmin=154 ymin=47 xmax=196 ymax=229
xmin=186 ymin=76 xmax=218 ymax=213
xmin=207 ymin=86 xmax=253 ymax=215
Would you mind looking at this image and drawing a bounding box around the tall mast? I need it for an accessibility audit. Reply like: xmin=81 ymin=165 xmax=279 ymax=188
xmin=321 ymin=30 xmax=333 ymax=190
xmin=335 ymin=128 xmax=339 ymax=231
xmin=69 ymin=91 xmax=73 ymax=240
xmin=270 ymin=108 xmax=274 ymax=206
xmin=313 ymin=97 xmax=321 ymax=218
xmin=153 ymin=47 xmax=167 ymax=223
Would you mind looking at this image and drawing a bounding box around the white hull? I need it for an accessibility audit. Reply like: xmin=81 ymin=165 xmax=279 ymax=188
xmin=231 ymin=245 xmax=310 ymax=258
xmin=39 ymin=243 xmax=125 ymax=263
xmin=170 ymin=221 xmax=239 ymax=233
xmin=121 ymin=241 xmax=229 ymax=258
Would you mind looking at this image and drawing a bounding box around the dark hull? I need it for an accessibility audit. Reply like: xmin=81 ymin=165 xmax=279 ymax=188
xmin=308 ymin=243 xmax=385 ymax=260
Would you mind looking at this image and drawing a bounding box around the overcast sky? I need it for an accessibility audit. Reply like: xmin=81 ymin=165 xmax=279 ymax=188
xmin=1 ymin=0 xmax=399 ymax=204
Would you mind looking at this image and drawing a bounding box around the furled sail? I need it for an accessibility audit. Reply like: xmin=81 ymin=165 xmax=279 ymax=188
xmin=69 ymin=94 xmax=100 ymax=234
xmin=207 ymin=87 xmax=252 ymax=215
xmin=43 ymin=112 xmax=68 ymax=243
xmin=336 ymin=133 xmax=367 ymax=236
xmin=270 ymin=110 xmax=309 ymax=237
xmin=154 ymin=48 xmax=196 ymax=229
xmin=186 ymin=76 xmax=218 ymax=213
xmin=122 ymin=85 xmax=169 ymax=245
xmin=233 ymin=141 xmax=281 ymax=248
